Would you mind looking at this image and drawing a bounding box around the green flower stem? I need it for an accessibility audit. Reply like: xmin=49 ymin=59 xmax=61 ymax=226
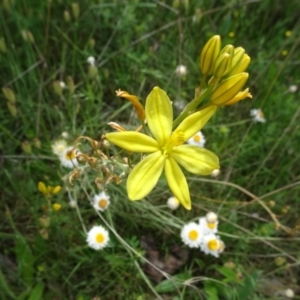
xmin=172 ymin=85 xmax=212 ymax=128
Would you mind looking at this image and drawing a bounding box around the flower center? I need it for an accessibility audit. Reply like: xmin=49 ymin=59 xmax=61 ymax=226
xmin=258 ymin=110 xmax=264 ymax=118
xmin=96 ymin=233 xmax=105 ymax=243
xmin=164 ymin=130 xmax=186 ymax=155
xmin=66 ymin=150 xmax=76 ymax=160
xmin=193 ymin=134 xmax=201 ymax=142
xmin=208 ymin=239 xmax=218 ymax=250
xmin=207 ymin=222 xmax=216 ymax=229
xmin=98 ymin=199 xmax=107 ymax=209
xmin=188 ymin=230 xmax=199 ymax=241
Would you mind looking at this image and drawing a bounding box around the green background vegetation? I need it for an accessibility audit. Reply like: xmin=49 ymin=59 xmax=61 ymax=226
xmin=1 ymin=0 xmax=300 ymax=299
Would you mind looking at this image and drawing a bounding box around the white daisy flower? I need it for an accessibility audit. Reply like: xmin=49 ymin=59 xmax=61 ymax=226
xmin=92 ymin=191 xmax=110 ymax=211
xmin=250 ymin=108 xmax=266 ymax=123
xmin=289 ymin=85 xmax=297 ymax=93
xmin=175 ymin=64 xmax=187 ymax=77
xmin=87 ymin=56 xmax=96 ymax=66
xmin=211 ymin=169 xmax=220 ymax=177
xmin=199 ymin=216 xmax=218 ymax=234
xmin=52 ymin=139 xmax=68 ymax=156
xmin=180 ymin=222 xmax=204 ymax=248
xmin=86 ymin=225 xmax=110 ymax=250
xmin=284 ymin=288 xmax=295 ymax=298
xmin=206 ymin=211 xmax=218 ymax=223
xmin=187 ymin=131 xmax=206 ymax=147
xmin=201 ymin=234 xmax=224 ymax=257
xmin=59 ymin=146 xmax=80 ymax=168
xmin=167 ymin=196 xmax=180 ymax=210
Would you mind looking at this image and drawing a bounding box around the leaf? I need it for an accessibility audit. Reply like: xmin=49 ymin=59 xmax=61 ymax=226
xmin=236 ymin=270 xmax=262 ymax=299
xmin=154 ymin=273 xmax=190 ymax=293
xmin=15 ymin=234 xmax=34 ymax=286
xmin=0 ymin=267 xmax=16 ymax=299
xmin=215 ymin=266 xmax=242 ymax=285
xmin=28 ymin=282 xmax=45 ymax=300
xmin=203 ymin=281 xmax=220 ymax=300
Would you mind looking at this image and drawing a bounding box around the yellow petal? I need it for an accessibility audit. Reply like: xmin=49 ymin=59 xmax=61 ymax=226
xmin=127 ymin=151 xmax=165 ymax=200
xmin=106 ymin=131 xmax=159 ymax=152
xmin=38 ymin=181 xmax=47 ymax=194
xmin=116 ymin=89 xmax=145 ymax=121
xmin=164 ymin=157 xmax=191 ymax=210
xmin=52 ymin=186 xmax=62 ymax=194
xmin=174 ymin=105 xmax=217 ymax=141
xmin=171 ymin=145 xmax=219 ymax=175
xmin=145 ymin=87 xmax=172 ymax=146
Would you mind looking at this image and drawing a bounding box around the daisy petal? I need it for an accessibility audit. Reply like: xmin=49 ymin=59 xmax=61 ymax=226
xmin=145 ymin=87 xmax=173 ymax=146
xmin=164 ymin=157 xmax=191 ymax=210
xmin=106 ymin=132 xmax=159 ymax=152
xmin=171 ymin=145 xmax=219 ymax=175
xmin=127 ymin=151 xmax=165 ymax=200
xmin=174 ymin=105 xmax=217 ymax=141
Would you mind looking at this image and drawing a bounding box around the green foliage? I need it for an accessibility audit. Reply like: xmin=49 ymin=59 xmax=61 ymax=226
xmin=1 ymin=0 xmax=300 ymax=299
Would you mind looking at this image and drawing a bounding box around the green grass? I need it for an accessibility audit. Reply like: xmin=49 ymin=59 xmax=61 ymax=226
xmin=1 ymin=0 xmax=300 ymax=299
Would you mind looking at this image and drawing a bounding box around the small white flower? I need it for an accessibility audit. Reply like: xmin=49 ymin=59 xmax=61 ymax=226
xmin=61 ymin=131 xmax=69 ymax=139
xmin=211 ymin=169 xmax=220 ymax=177
xmin=201 ymin=234 xmax=224 ymax=257
xmin=87 ymin=56 xmax=96 ymax=66
xmin=167 ymin=196 xmax=180 ymax=210
xmin=69 ymin=200 xmax=77 ymax=208
xmin=206 ymin=212 xmax=218 ymax=223
xmin=250 ymin=108 xmax=266 ymax=123
xmin=199 ymin=216 xmax=218 ymax=234
xmin=59 ymin=147 xmax=80 ymax=168
xmin=86 ymin=225 xmax=110 ymax=250
xmin=289 ymin=85 xmax=297 ymax=93
xmin=180 ymin=222 xmax=203 ymax=248
xmin=175 ymin=64 xmax=187 ymax=77
xmin=187 ymin=131 xmax=206 ymax=147
xmin=59 ymin=81 xmax=66 ymax=89
xmin=92 ymin=191 xmax=110 ymax=211
xmin=52 ymin=139 xmax=68 ymax=156
xmin=284 ymin=288 xmax=295 ymax=298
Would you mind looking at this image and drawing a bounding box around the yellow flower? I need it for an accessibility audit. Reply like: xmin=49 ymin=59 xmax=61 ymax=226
xmin=52 ymin=203 xmax=62 ymax=211
xmin=106 ymin=87 xmax=219 ymax=210
xmin=224 ymin=88 xmax=252 ymax=106
xmin=38 ymin=181 xmax=62 ymax=196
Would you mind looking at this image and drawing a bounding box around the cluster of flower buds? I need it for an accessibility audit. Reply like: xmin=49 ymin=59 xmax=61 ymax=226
xmin=181 ymin=211 xmax=225 ymax=257
xmin=199 ymin=35 xmax=252 ymax=106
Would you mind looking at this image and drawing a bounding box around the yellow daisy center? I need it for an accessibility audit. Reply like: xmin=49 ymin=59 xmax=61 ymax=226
xmin=207 ymin=222 xmax=216 ymax=229
xmin=258 ymin=111 xmax=264 ymax=118
xmin=96 ymin=233 xmax=105 ymax=243
xmin=98 ymin=199 xmax=107 ymax=209
xmin=57 ymin=145 xmax=65 ymax=152
xmin=66 ymin=150 xmax=76 ymax=160
xmin=188 ymin=230 xmax=199 ymax=241
xmin=208 ymin=239 xmax=218 ymax=251
xmin=193 ymin=134 xmax=201 ymax=142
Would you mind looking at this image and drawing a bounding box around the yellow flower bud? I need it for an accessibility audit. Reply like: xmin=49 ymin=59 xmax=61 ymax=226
xmin=71 ymin=2 xmax=80 ymax=20
xmin=0 ymin=37 xmax=7 ymax=53
xmin=66 ymin=76 xmax=75 ymax=94
xmin=227 ymin=47 xmax=245 ymax=76
xmin=199 ymin=35 xmax=221 ymax=76
xmin=210 ymin=73 xmax=249 ymax=106
xmin=88 ymin=65 xmax=98 ymax=79
xmin=52 ymin=203 xmax=62 ymax=211
xmin=38 ymin=216 xmax=51 ymax=228
xmin=7 ymin=101 xmax=17 ymax=117
xmin=223 ymin=88 xmax=252 ymax=106
xmin=213 ymin=53 xmax=232 ymax=78
xmin=230 ymin=54 xmax=251 ymax=75
xmin=38 ymin=181 xmax=47 ymax=194
xmin=220 ymin=44 xmax=234 ymax=56
xmin=21 ymin=141 xmax=32 ymax=154
xmin=52 ymin=186 xmax=62 ymax=195
xmin=63 ymin=10 xmax=71 ymax=22
xmin=2 ymin=87 xmax=16 ymax=103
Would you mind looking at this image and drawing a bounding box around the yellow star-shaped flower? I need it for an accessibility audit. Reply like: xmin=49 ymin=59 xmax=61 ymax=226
xmin=106 ymin=87 xmax=219 ymax=210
